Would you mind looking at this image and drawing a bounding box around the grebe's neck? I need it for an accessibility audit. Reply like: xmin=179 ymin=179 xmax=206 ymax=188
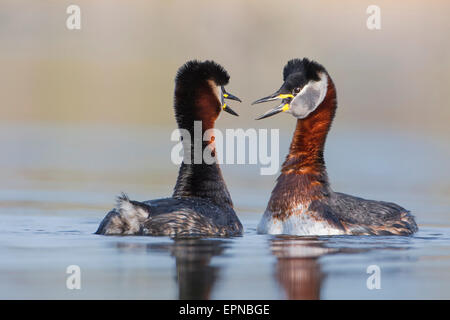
xmin=268 ymin=79 xmax=337 ymax=218
xmin=172 ymin=81 xmax=233 ymax=208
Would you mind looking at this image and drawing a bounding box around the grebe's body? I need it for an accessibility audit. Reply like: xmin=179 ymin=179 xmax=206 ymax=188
xmin=96 ymin=195 xmax=242 ymax=237
xmin=254 ymin=58 xmax=417 ymax=236
xmin=96 ymin=60 xmax=243 ymax=237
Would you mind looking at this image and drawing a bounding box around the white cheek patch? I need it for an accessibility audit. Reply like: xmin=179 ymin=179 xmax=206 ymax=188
xmin=289 ymin=72 xmax=328 ymax=119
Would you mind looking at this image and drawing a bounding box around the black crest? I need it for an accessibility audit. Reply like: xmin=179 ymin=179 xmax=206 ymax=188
xmin=175 ymin=60 xmax=230 ymax=88
xmin=283 ymin=58 xmax=326 ymax=82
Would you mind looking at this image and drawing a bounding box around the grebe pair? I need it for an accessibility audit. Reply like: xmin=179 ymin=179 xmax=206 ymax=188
xmin=96 ymin=59 xmax=417 ymax=237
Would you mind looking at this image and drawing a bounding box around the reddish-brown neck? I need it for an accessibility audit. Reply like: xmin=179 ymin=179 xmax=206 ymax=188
xmin=284 ymin=79 xmax=336 ymax=174
xmin=194 ymin=81 xmax=221 ymax=133
xmin=173 ymin=81 xmax=233 ymax=208
xmin=173 ymin=80 xmax=220 ymax=135
xmin=268 ymin=79 xmax=337 ymax=218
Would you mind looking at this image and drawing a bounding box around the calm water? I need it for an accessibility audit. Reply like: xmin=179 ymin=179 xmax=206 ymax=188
xmin=0 ymin=124 xmax=449 ymax=299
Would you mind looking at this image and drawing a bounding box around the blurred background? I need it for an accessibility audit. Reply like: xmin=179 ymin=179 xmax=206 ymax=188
xmin=0 ymin=0 xmax=450 ymax=300
xmin=1 ymin=0 xmax=449 ymax=129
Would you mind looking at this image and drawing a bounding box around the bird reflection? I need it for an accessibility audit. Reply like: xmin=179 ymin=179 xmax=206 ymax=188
xmin=117 ymin=238 xmax=229 ymax=299
xmin=270 ymin=236 xmax=337 ymax=300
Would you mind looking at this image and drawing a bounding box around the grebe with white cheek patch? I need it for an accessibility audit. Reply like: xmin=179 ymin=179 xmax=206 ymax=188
xmin=253 ymin=58 xmax=417 ymax=236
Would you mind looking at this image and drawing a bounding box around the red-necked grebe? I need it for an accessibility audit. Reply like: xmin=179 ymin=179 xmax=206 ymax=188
xmin=96 ymin=60 xmax=243 ymax=237
xmin=253 ymin=58 xmax=418 ymax=236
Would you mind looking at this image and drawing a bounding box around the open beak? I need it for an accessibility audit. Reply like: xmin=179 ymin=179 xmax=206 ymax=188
xmin=222 ymin=103 xmax=239 ymax=116
xmin=252 ymin=90 xmax=293 ymax=120
xmin=223 ymin=89 xmax=242 ymax=103
xmin=221 ymin=88 xmax=241 ymax=116
xmin=252 ymin=91 xmax=293 ymax=105
xmin=255 ymin=102 xmax=290 ymax=120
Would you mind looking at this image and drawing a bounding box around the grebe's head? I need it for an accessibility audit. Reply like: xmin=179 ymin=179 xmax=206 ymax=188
xmin=253 ymin=58 xmax=329 ymax=120
xmin=174 ymin=60 xmax=240 ymax=127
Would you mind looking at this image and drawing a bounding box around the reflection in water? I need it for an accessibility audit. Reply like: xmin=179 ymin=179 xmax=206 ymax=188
xmin=113 ymin=235 xmax=412 ymax=300
xmin=117 ymin=239 xmax=229 ymax=299
xmin=270 ymin=236 xmax=405 ymax=299
xmin=270 ymin=236 xmax=337 ymax=300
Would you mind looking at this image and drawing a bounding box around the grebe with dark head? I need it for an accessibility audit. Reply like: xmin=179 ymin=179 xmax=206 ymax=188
xmin=96 ymin=60 xmax=243 ymax=237
xmin=253 ymin=58 xmax=418 ymax=236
